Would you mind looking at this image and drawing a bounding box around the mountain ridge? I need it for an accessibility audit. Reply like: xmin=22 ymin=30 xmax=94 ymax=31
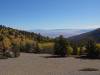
xmin=68 ymin=28 xmax=100 ymax=43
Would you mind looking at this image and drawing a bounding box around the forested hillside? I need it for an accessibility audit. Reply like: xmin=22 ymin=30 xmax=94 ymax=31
xmin=0 ymin=25 xmax=52 ymax=58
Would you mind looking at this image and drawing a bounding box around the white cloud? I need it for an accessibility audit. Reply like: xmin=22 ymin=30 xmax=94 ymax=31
xmin=84 ymin=24 xmax=100 ymax=29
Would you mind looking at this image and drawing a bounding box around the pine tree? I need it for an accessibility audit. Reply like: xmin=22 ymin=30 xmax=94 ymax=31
xmin=34 ymin=42 xmax=40 ymax=53
xmin=54 ymin=35 xmax=67 ymax=57
xmin=86 ymin=39 xmax=98 ymax=58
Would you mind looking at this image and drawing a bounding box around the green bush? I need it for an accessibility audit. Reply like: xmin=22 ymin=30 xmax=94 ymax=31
xmin=67 ymin=46 xmax=73 ymax=56
xmin=12 ymin=43 xmax=20 ymax=57
xmin=86 ymin=39 xmax=99 ymax=58
xmin=77 ymin=47 xmax=81 ymax=55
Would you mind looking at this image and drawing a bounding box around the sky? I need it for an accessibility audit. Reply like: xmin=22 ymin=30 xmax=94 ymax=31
xmin=0 ymin=0 xmax=100 ymax=30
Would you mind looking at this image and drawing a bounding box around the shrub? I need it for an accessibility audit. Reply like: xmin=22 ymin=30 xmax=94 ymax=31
xmin=95 ymin=46 xmax=100 ymax=57
xmin=3 ymin=37 xmax=12 ymax=49
xmin=86 ymin=39 xmax=99 ymax=58
xmin=11 ymin=43 xmax=20 ymax=57
xmin=38 ymin=42 xmax=54 ymax=53
xmin=72 ymin=44 xmax=78 ymax=55
xmin=66 ymin=46 xmax=73 ymax=56
xmin=77 ymin=47 xmax=81 ymax=55
xmin=20 ymin=38 xmax=35 ymax=53
xmin=79 ymin=46 xmax=87 ymax=55
xmin=34 ymin=42 xmax=40 ymax=53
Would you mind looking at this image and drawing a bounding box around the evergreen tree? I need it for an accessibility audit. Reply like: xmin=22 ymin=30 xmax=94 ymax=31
xmin=34 ymin=42 xmax=40 ymax=53
xmin=86 ymin=39 xmax=99 ymax=58
xmin=54 ymin=35 xmax=67 ymax=57
xmin=70 ymin=41 xmax=78 ymax=55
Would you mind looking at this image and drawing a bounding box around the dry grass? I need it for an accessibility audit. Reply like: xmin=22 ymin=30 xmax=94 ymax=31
xmin=38 ymin=42 xmax=54 ymax=53
xmin=38 ymin=42 xmax=54 ymax=49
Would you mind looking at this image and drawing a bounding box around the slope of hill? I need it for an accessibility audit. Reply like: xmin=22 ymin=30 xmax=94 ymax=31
xmin=0 ymin=25 xmax=50 ymax=42
xmin=0 ymin=25 xmax=51 ymax=57
xmin=69 ymin=28 xmax=100 ymax=43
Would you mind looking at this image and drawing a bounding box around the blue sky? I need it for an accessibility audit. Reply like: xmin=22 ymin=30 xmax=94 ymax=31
xmin=0 ymin=0 xmax=100 ymax=30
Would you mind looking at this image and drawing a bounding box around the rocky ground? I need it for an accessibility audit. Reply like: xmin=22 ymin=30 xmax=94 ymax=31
xmin=0 ymin=53 xmax=100 ymax=75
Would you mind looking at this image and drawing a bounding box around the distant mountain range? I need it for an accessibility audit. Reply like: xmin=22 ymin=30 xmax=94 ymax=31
xmin=30 ymin=29 xmax=92 ymax=38
xmin=69 ymin=28 xmax=100 ymax=43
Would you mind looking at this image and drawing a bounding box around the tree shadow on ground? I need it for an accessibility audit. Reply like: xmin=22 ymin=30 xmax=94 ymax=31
xmin=0 ymin=56 xmax=8 ymax=59
xmin=40 ymin=55 xmax=66 ymax=58
xmin=79 ymin=68 xmax=99 ymax=71
xmin=75 ymin=55 xmax=100 ymax=60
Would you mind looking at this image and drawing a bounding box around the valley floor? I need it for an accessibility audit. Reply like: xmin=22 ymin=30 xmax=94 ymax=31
xmin=0 ymin=53 xmax=100 ymax=75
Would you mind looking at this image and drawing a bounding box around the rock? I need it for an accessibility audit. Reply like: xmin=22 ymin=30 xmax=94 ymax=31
xmin=5 ymin=51 xmax=15 ymax=58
